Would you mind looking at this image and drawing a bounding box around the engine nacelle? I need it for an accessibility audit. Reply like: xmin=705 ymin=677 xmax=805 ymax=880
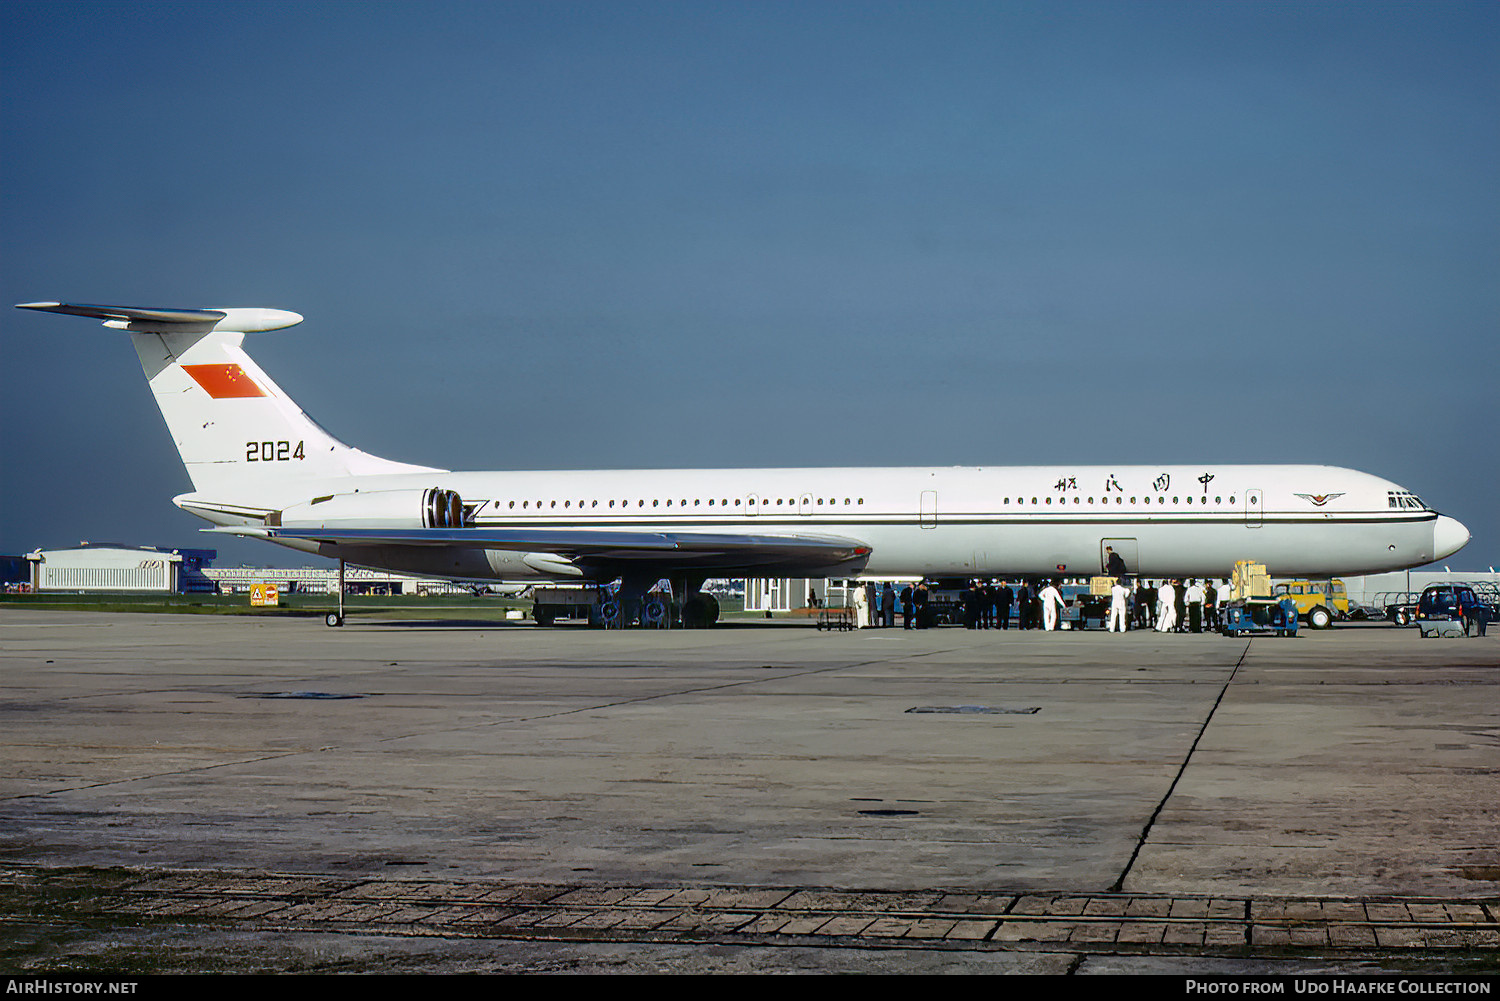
xmin=277 ymin=487 xmax=465 ymax=529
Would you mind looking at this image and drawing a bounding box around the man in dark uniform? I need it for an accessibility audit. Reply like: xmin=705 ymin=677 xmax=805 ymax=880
xmin=1135 ymin=580 xmax=1155 ymax=630
xmin=882 ymin=582 xmax=897 ymax=628
xmin=1015 ymin=583 xmax=1031 ymax=630
xmin=914 ymin=581 xmax=930 ymax=628
xmin=1105 ymin=546 xmax=1127 ymax=578
xmin=997 ymin=582 xmax=1014 ymax=629
xmin=900 ymin=584 xmax=914 ymax=630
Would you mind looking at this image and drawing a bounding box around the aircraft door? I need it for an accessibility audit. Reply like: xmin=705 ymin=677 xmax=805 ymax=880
xmin=920 ymin=490 xmax=937 ymax=529
xmin=1245 ymin=489 xmax=1263 ymax=529
xmin=747 ymin=492 xmax=761 ymax=517
xmin=912 ymin=489 xmax=936 ymax=528
xmin=799 ymin=493 xmax=813 ymax=516
xmin=1100 ymin=538 xmax=1138 ymax=574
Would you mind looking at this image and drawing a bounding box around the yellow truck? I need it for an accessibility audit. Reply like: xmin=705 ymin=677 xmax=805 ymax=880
xmin=1270 ymin=579 xmax=1349 ymax=629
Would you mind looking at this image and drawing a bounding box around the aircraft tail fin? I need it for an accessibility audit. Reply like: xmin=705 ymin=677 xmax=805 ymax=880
xmin=16 ymin=302 xmax=438 ymax=499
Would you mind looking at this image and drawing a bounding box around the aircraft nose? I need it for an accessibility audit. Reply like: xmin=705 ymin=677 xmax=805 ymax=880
xmin=1434 ymin=516 xmax=1470 ymax=560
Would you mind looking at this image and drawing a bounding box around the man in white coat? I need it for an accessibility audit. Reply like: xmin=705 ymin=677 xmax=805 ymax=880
xmin=1039 ymin=580 xmax=1067 ymax=631
xmin=1109 ymin=578 xmax=1131 ymax=632
xmin=852 ymin=584 xmax=869 ymax=628
xmin=1156 ymin=580 xmax=1178 ymax=632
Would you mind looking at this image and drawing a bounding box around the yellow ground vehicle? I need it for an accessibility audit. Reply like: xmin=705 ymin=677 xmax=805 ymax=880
xmin=1271 ymin=579 xmax=1348 ymax=629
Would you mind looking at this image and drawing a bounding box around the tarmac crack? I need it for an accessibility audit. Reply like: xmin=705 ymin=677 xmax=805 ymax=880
xmin=1109 ymin=640 xmax=1251 ymax=893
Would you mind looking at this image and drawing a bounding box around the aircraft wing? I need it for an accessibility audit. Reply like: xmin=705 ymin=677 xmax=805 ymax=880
xmin=208 ymin=526 xmax=872 ymax=567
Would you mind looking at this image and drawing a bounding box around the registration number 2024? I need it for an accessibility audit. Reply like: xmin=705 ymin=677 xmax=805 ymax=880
xmin=246 ymin=440 xmax=305 ymax=462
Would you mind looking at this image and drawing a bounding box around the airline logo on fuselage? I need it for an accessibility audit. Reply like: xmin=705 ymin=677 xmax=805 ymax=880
xmin=1294 ymin=492 xmax=1345 ymax=507
xmin=181 ymin=363 xmax=266 ymax=399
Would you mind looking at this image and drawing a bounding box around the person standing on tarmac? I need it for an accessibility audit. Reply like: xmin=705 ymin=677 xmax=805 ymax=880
xmin=1039 ymin=579 xmax=1067 ymax=631
xmin=882 ymin=582 xmax=897 ymax=628
xmin=913 ymin=581 xmax=930 ymax=628
xmin=997 ymin=581 xmax=1014 ymax=630
xmin=1157 ymin=580 xmax=1178 ymax=632
xmin=900 ymin=584 xmax=914 ymax=630
xmin=1186 ymin=578 xmax=1206 ymax=633
xmin=1109 ymin=577 xmax=1131 ymax=632
xmin=1135 ymin=579 xmax=1156 ymax=630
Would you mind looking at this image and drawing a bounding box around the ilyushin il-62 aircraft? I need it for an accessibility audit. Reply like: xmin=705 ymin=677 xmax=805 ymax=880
xmin=19 ymin=301 xmax=1470 ymax=626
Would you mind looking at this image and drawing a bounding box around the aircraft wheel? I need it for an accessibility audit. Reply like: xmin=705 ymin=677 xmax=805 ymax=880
xmin=325 ymin=612 xmax=343 ymax=628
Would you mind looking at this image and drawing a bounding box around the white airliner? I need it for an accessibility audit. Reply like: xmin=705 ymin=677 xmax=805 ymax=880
xmin=18 ymin=302 xmax=1470 ymax=624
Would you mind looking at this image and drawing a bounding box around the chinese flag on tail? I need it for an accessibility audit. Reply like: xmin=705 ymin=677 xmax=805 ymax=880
xmin=181 ymin=363 xmax=266 ymax=398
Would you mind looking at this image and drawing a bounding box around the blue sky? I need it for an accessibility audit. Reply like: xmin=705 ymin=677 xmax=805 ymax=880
xmin=2 ymin=0 xmax=1496 ymax=569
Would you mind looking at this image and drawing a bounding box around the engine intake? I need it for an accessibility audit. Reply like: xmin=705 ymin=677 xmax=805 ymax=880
xmin=424 ymin=488 xmax=463 ymax=529
xmin=277 ymin=487 xmax=468 ymax=530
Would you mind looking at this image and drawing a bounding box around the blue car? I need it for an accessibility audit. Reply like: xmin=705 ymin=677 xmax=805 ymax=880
xmin=1415 ymin=584 xmax=1490 ymax=638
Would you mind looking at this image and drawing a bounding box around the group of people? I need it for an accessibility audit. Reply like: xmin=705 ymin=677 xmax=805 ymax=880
xmin=954 ymin=580 xmax=1072 ymax=630
xmin=850 ymin=574 xmax=1226 ymax=633
xmin=852 ymin=579 xmax=1081 ymax=631
xmin=1109 ymin=575 xmax=1224 ymax=633
xmin=1137 ymin=578 xmax=1221 ymax=633
xmin=853 ymin=580 xmax=929 ymax=629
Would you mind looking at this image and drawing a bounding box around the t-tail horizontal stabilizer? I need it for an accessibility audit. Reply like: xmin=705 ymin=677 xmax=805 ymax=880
xmin=16 ymin=302 xmax=303 ymax=333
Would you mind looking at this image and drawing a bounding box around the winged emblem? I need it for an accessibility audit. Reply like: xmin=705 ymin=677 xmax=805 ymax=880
xmin=1294 ymin=492 xmax=1345 ymax=507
